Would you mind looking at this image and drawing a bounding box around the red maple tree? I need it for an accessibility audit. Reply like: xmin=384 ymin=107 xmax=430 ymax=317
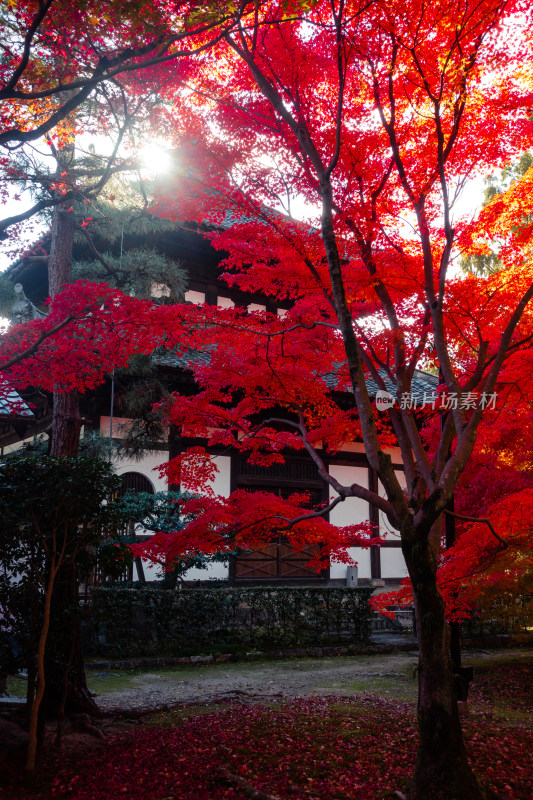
xmin=1 ymin=0 xmax=533 ymax=796
xmin=144 ymin=2 xmax=532 ymax=797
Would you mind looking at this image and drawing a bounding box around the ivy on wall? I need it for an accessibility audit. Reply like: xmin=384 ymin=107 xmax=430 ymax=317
xmin=85 ymin=586 xmax=374 ymax=658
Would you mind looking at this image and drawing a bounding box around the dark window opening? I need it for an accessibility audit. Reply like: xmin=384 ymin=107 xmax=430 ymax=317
xmin=118 ymin=472 xmax=155 ymax=583
xmin=119 ymin=471 xmax=155 ymax=496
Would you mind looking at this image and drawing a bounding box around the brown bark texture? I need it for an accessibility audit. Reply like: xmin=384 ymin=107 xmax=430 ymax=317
xmin=44 ymin=150 xmax=98 ymax=718
xmin=320 ymin=189 xmax=484 ymax=799
xmin=403 ymin=534 xmax=484 ymax=800
xmin=43 ymin=561 xmax=99 ymax=717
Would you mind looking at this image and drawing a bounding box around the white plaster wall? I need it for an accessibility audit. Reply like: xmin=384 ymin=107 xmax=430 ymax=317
xmin=109 ymin=450 xmax=169 ymax=581
xmin=112 ymin=449 xmax=169 ymax=493
xmin=378 ymin=470 xmax=407 ymax=540
xmin=184 ymin=290 xmax=205 ymax=305
xmin=135 ymin=562 xmax=161 ymax=582
xmin=328 ymin=464 xmax=372 ymax=580
xmin=342 ymin=548 xmax=372 ymax=581
xmin=182 ymin=454 xmax=231 ymax=581
xmin=378 ymin=468 xmax=408 ymax=578
xmin=217 ymin=296 xmax=235 ymax=308
xmin=110 ymin=448 xmax=232 ymax=582
xmin=380 ymin=548 xmax=409 ymax=579
xmin=203 ymin=454 xmax=232 ymax=497
xmin=183 ymin=561 xmax=229 ymax=581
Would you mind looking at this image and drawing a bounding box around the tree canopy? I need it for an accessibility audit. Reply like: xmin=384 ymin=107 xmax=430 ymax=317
xmin=1 ymin=0 xmax=533 ymax=796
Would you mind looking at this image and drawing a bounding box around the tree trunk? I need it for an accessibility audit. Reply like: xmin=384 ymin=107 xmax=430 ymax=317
xmin=26 ymin=559 xmax=56 ymax=771
xmin=50 ymin=390 xmax=81 ymax=457
xmin=402 ymin=533 xmax=484 ymax=800
xmin=48 ymin=146 xmax=80 ymax=460
xmin=44 ymin=147 xmax=99 ymax=718
xmin=44 ymin=561 xmax=98 ymax=716
xmin=47 ymin=178 xmax=75 ymax=298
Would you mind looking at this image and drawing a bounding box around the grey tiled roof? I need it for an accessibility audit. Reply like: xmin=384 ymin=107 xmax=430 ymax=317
xmin=0 ymin=381 xmax=34 ymax=419
xmin=216 ymin=204 xmax=317 ymax=234
xmin=152 ymin=345 xmax=438 ymax=401
xmin=324 ymin=364 xmax=439 ymax=398
xmin=152 ymin=348 xmax=211 ymax=370
xmin=365 ymin=368 xmax=439 ymax=398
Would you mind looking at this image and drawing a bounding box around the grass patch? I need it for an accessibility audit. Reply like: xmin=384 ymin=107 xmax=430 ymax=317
xmin=338 ymin=674 xmax=417 ymax=701
xmin=6 ymin=670 xmax=143 ymax=699
xmin=87 ymin=670 xmax=142 ymax=695
xmin=5 ymin=675 xmax=27 ymax=698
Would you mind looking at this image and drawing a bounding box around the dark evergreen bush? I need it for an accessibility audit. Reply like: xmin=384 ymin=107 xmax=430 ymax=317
xmin=87 ymin=586 xmax=374 ymax=657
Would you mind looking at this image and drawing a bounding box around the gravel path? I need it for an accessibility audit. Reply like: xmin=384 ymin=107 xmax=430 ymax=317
xmin=96 ymin=652 xmax=420 ymax=714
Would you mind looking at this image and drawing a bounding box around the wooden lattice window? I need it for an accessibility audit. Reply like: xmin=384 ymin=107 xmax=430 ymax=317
xmin=233 ymin=483 xmax=327 ymax=582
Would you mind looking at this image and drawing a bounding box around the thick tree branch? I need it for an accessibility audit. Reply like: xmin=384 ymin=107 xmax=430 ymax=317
xmin=255 ymin=414 xmax=398 ymax=520
xmin=0 ymin=20 xmax=236 ymax=148
xmin=285 ymin=494 xmax=346 ymax=526
xmin=1 ymin=0 xmax=55 ymax=97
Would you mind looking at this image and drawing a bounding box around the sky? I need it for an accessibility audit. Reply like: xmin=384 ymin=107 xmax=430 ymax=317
xmin=0 ymin=140 xmax=174 ymax=273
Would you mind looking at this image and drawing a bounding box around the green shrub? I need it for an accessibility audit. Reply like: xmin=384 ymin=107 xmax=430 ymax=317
xmin=86 ymin=586 xmax=373 ymax=658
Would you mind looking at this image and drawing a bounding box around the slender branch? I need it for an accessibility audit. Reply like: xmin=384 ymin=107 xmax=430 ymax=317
xmin=406 ymin=304 xmax=431 ymax=377
xmin=0 ymin=314 xmax=75 ymax=372
xmin=0 ymin=194 xmax=77 ymax=241
xmin=475 ymin=332 xmax=533 ymax=374
xmin=438 ymin=550 xmax=504 ymax=591
xmin=0 ymin=157 xmax=134 ymax=240
xmin=0 ymin=22 xmax=236 ymax=148
xmin=443 ymin=509 xmax=507 ymax=548
xmin=462 ymin=339 xmax=489 ymax=392
xmin=438 ymin=278 xmax=533 ymax=502
xmin=0 ymin=17 xmax=232 ymax=103
xmin=79 ymin=228 xmax=121 ymax=280
xmin=285 ymin=494 xmax=346 ymax=526
xmin=324 ymin=0 xmax=347 ymax=179
xmin=224 ymin=33 xmax=326 ymax=177
xmin=255 ymin=414 xmax=398 ymax=519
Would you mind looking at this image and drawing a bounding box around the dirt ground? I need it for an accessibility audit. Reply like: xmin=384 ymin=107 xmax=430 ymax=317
xmin=95 ymin=652 xmax=419 ymax=713
xmin=94 ymin=648 xmax=530 ymax=715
